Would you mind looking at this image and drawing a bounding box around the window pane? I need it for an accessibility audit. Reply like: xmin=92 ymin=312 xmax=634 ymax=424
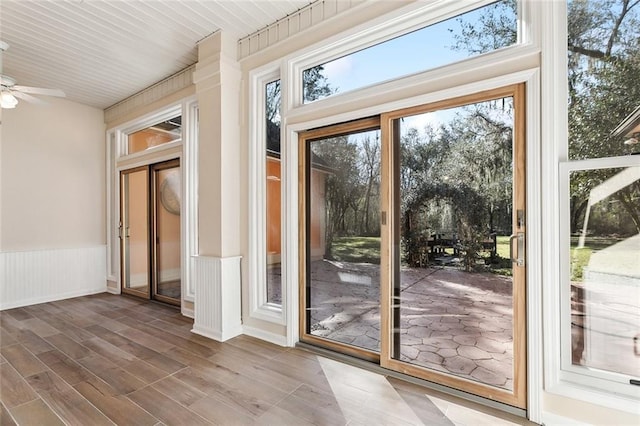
xmin=302 ymin=0 xmax=517 ymax=103
xmin=155 ymin=164 xmax=181 ymax=302
xmin=567 ymin=0 xmax=640 ymax=159
xmin=128 ymin=116 xmax=181 ymax=154
xmin=266 ymin=80 xmax=282 ymax=305
xmin=569 ymin=166 xmax=640 ymax=377
xmin=306 ymin=129 xmax=381 ymax=352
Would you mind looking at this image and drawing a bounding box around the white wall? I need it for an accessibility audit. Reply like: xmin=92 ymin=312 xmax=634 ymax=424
xmin=0 ymin=97 xmax=106 ymax=308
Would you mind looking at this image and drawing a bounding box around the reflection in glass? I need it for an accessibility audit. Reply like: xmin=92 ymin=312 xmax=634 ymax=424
xmin=392 ymin=98 xmax=516 ymax=391
xmin=567 ymin=0 xmax=640 ymax=160
xmin=306 ymin=129 xmax=381 ymax=352
xmin=569 ymin=167 xmax=640 ymax=377
xmin=122 ymin=169 xmax=149 ymax=295
xmin=128 ymin=116 xmax=182 ymax=154
xmin=266 ymin=79 xmax=282 ymax=305
xmin=303 ymin=0 xmax=516 ymax=103
xmin=155 ymin=165 xmax=181 ymax=302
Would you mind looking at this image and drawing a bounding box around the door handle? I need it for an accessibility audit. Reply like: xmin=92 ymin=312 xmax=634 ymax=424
xmin=509 ymin=232 xmax=525 ymax=267
xmin=118 ymin=222 xmax=123 ymax=239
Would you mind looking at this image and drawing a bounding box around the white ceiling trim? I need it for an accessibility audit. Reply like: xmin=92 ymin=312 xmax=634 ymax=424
xmin=238 ymin=0 xmax=364 ymax=59
xmin=104 ymin=65 xmax=195 ymax=124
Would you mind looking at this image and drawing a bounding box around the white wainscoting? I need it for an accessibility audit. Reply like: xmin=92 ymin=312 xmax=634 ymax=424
xmin=0 ymin=246 xmax=107 ymax=310
xmin=192 ymin=255 xmax=242 ymax=342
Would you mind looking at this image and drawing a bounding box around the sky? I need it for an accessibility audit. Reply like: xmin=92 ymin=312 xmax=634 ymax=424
xmin=316 ymin=5 xmax=499 ymax=94
xmin=310 ymin=2 xmax=514 ymax=134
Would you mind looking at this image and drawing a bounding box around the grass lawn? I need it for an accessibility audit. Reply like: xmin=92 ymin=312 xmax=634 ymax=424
xmin=489 ymin=235 xmax=513 ymax=276
xmin=496 ymin=235 xmax=510 ymax=259
xmin=329 ymin=235 xmax=622 ymax=280
xmin=570 ymin=247 xmax=592 ymax=281
xmin=331 ymin=235 xmax=513 ymax=272
xmin=569 ymin=236 xmax=622 ymax=281
xmin=330 ymin=236 xmax=381 ymax=264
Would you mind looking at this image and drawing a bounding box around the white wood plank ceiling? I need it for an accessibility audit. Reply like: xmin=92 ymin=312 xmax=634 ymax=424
xmin=0 ymin=0 xmax=312 ymax=109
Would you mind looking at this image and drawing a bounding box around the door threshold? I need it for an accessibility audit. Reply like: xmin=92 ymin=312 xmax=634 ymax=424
xmin=120 ymin=293 xmax=180 ymax=310
xmin=295 ymin=341 xmax=527 ymax=420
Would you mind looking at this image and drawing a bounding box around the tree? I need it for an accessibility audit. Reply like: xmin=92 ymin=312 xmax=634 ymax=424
xmin=566 ymin=0 xmax=640 ymax=233
xmin=449 ymin=0 xmax=517 ymax=53
xmin=310 ymin=136 xmax=362 ymax=257
xmin=398 ymin=100 xmax=514 ymax=269
xmin=450 ymin=0 xmax=640 ymax=234
xmin=265 ymin=79 xmax=281 ymax=153
xmin=303 ymin=66 xmax=334 ymax=103
xmin=359 ymin=135 xmax=381 ymax=235
xmin=266 ymin=65 xmax=335 ymax=153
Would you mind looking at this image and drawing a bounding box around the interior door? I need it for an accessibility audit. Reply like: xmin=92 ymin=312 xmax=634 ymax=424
xmin=380 ymin=84 xmax=527 ymax=408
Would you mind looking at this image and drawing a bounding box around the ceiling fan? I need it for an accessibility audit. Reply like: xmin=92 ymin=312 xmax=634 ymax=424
xmin=1 ymin=41 xmax=66 ymax=109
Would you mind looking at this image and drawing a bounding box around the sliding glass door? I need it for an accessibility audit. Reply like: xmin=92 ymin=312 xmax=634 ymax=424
xmin=120 ymin=160 xmax=181 ymax=306
xmin=300 ymin=85 xmax=527 ymax=408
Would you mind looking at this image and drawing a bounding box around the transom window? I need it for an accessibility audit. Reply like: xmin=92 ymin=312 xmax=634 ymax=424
xmin=127 ymin=115 xmax=182 ymax=154
xmin=302 ymin=0 xmax=518 ymax=103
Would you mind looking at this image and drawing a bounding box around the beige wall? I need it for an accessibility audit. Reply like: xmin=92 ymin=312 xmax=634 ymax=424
xmin=0 ymin=97 xmax=105 ymax=251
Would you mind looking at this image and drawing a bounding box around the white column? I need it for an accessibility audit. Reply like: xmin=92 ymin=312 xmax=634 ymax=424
xmin=191 ymin=32 xmax=243 ymax=341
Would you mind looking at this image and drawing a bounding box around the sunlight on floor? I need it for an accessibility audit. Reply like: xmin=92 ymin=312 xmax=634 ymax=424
xmin=316 ymin=356 xmax=527 ymax=425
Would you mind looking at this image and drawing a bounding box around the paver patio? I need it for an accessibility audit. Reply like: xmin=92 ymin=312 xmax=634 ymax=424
xmin=303 ymin=259 xmax=515 ymax=391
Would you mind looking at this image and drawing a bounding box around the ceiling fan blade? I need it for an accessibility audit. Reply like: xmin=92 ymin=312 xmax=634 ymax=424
xmin=13 ymin=85 xmax=65 ymax=97
xmin=11 ymin=91 xmax=47 ymax=105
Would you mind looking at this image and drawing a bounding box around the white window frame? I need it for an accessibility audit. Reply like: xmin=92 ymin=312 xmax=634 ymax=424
xmin=119 ymin=105 xmax=183 ymax=160
xmin=291 ymin=0 xmax=531 ymax=109
xmin=248 ymin=63 xmax=286 ymax=324
xmin=106 ymin=98 xmax=199 ymax=315
xmin=557 ymin=155 xmax=640 ymax=404
xmin=542 ymin=0 xmax=640 ymax=414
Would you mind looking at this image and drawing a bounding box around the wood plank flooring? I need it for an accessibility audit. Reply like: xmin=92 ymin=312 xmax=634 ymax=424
xmin=0 ymin=294 xmax=535 ymax=425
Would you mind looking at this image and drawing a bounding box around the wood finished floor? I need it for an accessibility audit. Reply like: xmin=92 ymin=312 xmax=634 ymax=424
xmin=0 ymin=294 xmax=534 ymax=425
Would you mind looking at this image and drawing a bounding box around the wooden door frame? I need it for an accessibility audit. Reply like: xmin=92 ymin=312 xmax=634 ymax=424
xmin=379 ymin=83 xmax=527 ymax=408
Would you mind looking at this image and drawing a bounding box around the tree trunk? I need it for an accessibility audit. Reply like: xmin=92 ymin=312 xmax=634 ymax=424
xmin=617 ymin=188 xmax=640 ymax=234
xmin=571 ymin=198 xmax=588 ymax=234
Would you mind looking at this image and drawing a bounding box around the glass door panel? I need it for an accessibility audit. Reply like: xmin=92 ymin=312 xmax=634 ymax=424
xmin=382 ymin=85 xmax=526 ymax=408
xmin=152 ymin=161 xmax=181 ymax=305
xmin=121 ymin=167 xmax=150 ymax=297
xmin=300 ymin=118 xmax=381 ymax=360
